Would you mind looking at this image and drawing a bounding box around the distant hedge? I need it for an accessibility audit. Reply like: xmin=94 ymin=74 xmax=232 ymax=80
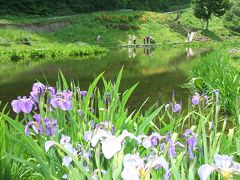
xmin=224 ymin=1 xmax=240 ymax=32
xmin=0 ymin=0 xmax=190 ymax=16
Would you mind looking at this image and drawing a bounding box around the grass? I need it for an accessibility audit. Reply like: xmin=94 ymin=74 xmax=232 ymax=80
xmin=0 ymin=43 xmax=108 ymax=61
xmin=0 ymin=8 xmax=240 ymax=180
xmin=186 ymin=45 xmax=240 ymax=123
xmin=1 ymin=10 xmax=239 ymax=48
xmin=0 ymin=70 xmax=239 ymax=179
xmin=0 ymin=9 xmax=239 ymax=62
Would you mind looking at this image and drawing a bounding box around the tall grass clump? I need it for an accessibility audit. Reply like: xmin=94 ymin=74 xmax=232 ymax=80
xmin=187 ymin=49 xmax=240 ymax=124
xmin=0 ymin=69 xmax=240 ymax=179
xmin=1 ymin=43 xmax=108 ymax=61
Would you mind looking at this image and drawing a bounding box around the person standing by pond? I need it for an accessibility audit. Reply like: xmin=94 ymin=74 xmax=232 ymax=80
xmin=128 ymin=35 xmax=132 ymax=45
xmin=133 ymin=35 xmax=136 ymax=45
xmin=149 ymin=35 xmax=152 ymax=44
xmin=96 ymin=35 xmax=101 ymax=42
xmin=146 ymin=35 xmax=149 ymax=44
xmin=143 ymin=36 xmax=146 ymax=45
xmin=186 ymin=29 xmax=195 ymax=42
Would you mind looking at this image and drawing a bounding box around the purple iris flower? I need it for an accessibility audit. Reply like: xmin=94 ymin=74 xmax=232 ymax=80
xmin=11 ymin=96 xmax=34 ymax=113
xmin=44 ymin=118 xmax=58 ymax=136
xmin=90 ymin=107 xmax=94 ymax=113
xmin=150 ymin=133 xmax=162 ymax=147
xmin=30 ymin=82 xmax=45 ymax=99
xmin=62 ymin=156 xmax=72 ymax=167
xmin=45 ymin=86 xmax=56 ymax=97
xmin=203 ymin=95 xmax=209 ymax=105
xmin=183 ymin=129 xmax=193 ymax=137
xmin=202 ymin=91 xmax=209 ymax=105
xmin=91 ymin=120 xmax=95 ymax=129
xmin=111 ymin=126 xmax=115 ymax=135
xmin=84 ymin=131 xmax=93 ymax=142
xmin=213 ymin=89 xmax=219 ymax=103
xmin=151 ymin=136 xmax=159 ymax=146
xmin=30 ymin=82 xmax=55 ymax=102
xmin=192 ymin=93 xmax=200 ymax=105
xmin=50 ymin=91 xmax=73 ymax=111
xmin=173 ymin=102 xmax=181 ymax=113
xmin=183 ymin=129 xmax=197 ymax=159
xmin=80 ymin=90 xmax=87 ymax=97
xmin=77 ymin=109 xmax=83 ymax=116
xmin=168 ymin=140 xmax=176 ymax=158
xmin=167 ymin=140 xmax=185 ymax=159
xmin=164 ymin=170 xmax=171 ymax=180
xmin=106 ymin=93 xmax=111 ymax=103
xmin=160 ymin=143 xmax=165 ymax=151
xmin=25 ymin=114 xmax=43 ymax=135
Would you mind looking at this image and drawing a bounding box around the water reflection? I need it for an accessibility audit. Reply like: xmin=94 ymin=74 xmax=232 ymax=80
xmin=143 ymin=47 xmax=153 ymax=56
xmin=186 ymin=48 xmax=194 ymax=58
xmin=127 ymin=47 xmax=155 ymax=58
xmin=0 ymin=47 xmax=210 ymax=111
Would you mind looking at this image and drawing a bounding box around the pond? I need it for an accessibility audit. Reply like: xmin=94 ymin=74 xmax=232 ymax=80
xmin=0 ymin=46 xmax=210 ymax=111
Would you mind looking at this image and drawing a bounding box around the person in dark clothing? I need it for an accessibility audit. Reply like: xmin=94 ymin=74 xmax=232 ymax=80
xmin=133 ymin=35 xmax=136 ymax=44
xmin=146 ymin=36 xmax=149 ymax=44
xmin=149 ymin=35 xmax=152 ymax=44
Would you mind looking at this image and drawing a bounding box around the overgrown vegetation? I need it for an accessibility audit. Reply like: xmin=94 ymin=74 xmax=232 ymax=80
xmin=0 ymin=70 xmax=239 ymax=179
xmin=0 ymin=44 xmax=107 ymax=61
xmin=0 ymin=0 xmax=190 ymax=16
xmin=0 ymin=10 xmax=238 ymax=51
xmin=187 ymin=46 xmax=240 ymax=122
xmin=224 ymin=1 xmax=240 ymax=33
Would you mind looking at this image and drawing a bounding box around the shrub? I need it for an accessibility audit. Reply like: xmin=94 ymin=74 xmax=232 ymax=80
xmin=30 ymin=49 xmax=47 ymax=59
xmin=9 ymin=51 xmax=24 ymax=61
xmin=0 ymin=38 xmax=11 ymax=47
xmin=119 ymin=23 xmax=130 ymax=30
xmin=130 ymin=25 xmax=141 ymax=30
xmin=120 ymin=15 xmax=129 ymax=23
xmin=224 ymin=2 xmax=240 ymax=32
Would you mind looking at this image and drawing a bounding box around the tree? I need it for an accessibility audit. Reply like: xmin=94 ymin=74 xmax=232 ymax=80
xmin=192 ymin=0 xmax=231 ymax=29
xmin=224 ymin=1 xmax=240 ymax=32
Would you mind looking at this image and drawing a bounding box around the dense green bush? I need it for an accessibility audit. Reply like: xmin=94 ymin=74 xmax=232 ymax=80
xmin=224 ymin=1 xmax=240 ymax=32
xmin=9 ymin=51 xmax=24 ymax=61
xmin=2 ymin=44 xmax=107 ymax=61
xmin=0 ymin=0 xmax=191 ymax=16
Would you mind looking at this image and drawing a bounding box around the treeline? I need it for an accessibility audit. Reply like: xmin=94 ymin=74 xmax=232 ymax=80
xmin=0 ymin=0 xmax=190 ymax=16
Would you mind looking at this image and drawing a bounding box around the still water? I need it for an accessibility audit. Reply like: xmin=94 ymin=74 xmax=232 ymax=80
xmin=0 ymin=47 xmax=209 ymax=110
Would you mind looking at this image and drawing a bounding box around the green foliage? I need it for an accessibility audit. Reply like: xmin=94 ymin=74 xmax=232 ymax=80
xmin=9 ymin=51 xmax=25 ymax=61
xmin=192 ymin=0 xmax=231 ymax=29
xmin=1 ymin=44 xmax=108 ymax=61
xmin=0 ymin=71 xmax=239 ymax=179
xmin=0 ymin=0 xmax=191 ymax=16
xmin=187 ymin=48 xmax=240 ymax=123
xmin=224 ymin=1 xmax=240 ymax=32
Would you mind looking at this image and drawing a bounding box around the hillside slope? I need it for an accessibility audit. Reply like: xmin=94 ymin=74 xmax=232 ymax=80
xmin=0 ymin=10 xmax=239 ymax=48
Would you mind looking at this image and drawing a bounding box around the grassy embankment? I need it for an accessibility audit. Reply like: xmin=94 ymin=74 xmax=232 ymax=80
xmin=0 ymin=10 xmax=239 ymax=61
xmin=186 ymin=45 xmax=240 ymax=122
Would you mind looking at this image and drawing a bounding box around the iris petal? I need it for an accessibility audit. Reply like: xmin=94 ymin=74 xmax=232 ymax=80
xmin=45 ymin=141 xmax=54 ymax=152
xmin=101 ymin=136 xmax=121 ymax=159
xmin=198 ymin=164 xmax=215 ymax=180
